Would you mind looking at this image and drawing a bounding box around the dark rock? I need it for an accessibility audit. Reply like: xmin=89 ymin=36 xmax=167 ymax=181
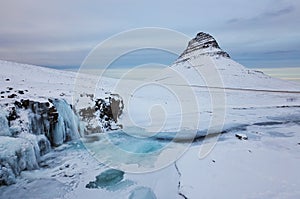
xmin=18 ymin=90 xmax=24 ymax=95
xmin=7 ymin=107 xmax=19 ymax=122
xmin=7 ymin=94 xmax=17 ymax=98
xmin=86 ymin=181 xmax=98 ymax=189
xmin=95 ymin=94 xmax=123 ymax=124
xmin=86 ymin=93 xmax=94 ymax=100
xmin=14 ymin=101 xmax=22 ymax=108
xmin=235 ymin=133 xmax=248 ymax=140
xmin=48 ymin=106 xmax=59 ymax=123
xmin=21 ymin=99 xmax=30 ymax=109
xmin=5 ymin=78 xmax=10 ymax=81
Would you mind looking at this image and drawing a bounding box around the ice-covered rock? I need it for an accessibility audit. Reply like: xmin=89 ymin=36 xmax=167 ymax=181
xmin=0 ymin=98 xmax=83 ymax=186
xmin=0 ymin=137 xmax=39 ymax=185
xmin=0 ymin=89 xmax=125 ymax=186
xmin=0 ymin=110 xmax=10 ymax=136
xmin=8 ymin=98 xmax=81 ymax=147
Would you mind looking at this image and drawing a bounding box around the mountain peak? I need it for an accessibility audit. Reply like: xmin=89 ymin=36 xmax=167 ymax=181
xmin=193 ymin=32 xmax=221 ymax=49
xmin=177 ymin=32 xmax=230 ymax=62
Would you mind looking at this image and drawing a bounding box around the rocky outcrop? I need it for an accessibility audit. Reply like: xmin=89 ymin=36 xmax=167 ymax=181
xmin=177 ymin=32 xmax=230 ymax=63
xmin=79 ymin=93 xmax=124 ymax=134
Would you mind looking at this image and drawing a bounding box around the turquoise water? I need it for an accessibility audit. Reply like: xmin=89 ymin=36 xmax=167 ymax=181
xmin=107 ymin=130 xmax=167 ymax=154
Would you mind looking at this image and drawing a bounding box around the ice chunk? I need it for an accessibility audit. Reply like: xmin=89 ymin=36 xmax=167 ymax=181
xmin=129 ymin=187 xmax=157 ymax=199
xmin=86 ymin=169 xmax=124 ymax=189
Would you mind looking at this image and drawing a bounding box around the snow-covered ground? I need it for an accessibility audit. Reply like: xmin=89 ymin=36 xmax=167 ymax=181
xmin=1 ymin=32 xmax=300 ymax=199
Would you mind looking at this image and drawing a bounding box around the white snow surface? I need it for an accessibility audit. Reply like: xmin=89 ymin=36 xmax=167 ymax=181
xmin=0 ymin=42 xmax=300 ymax=199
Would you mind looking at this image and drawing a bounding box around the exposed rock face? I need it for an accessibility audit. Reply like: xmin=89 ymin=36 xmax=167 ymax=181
xmin=79 ymin=93 xmax=124 ymax=134
xmin=177 ymin=32 xmax=230 ymax=62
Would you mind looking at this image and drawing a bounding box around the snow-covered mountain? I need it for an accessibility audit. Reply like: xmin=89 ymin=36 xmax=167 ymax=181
xmin=154 ymin=32 xmax=300 ymax=91
xmin=1 ymin=32 xmax=300 ymax=199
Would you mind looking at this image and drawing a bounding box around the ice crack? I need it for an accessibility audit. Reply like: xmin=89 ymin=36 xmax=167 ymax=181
xmin=175 ymin=161 xmax=188 ymax=199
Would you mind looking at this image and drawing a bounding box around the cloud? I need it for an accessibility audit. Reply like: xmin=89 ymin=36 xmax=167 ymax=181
xmin=227 ymin=5 xmax=295 ymax=24
xmin=264 ymin=5 xmax=294 ymax=17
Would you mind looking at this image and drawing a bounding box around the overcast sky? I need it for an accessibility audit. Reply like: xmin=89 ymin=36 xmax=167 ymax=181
xmin=0 ymin=0 xmax=299 ymax=69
